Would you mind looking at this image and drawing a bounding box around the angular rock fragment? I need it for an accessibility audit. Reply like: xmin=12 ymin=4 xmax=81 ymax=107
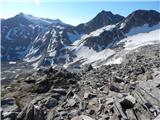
xmin=120 ymin=95 xmax=136 ymax=110
xmin=84 ymin=92 xmax=97 ymax=99
xmin=66 ymin=98 xmax=77 ymax=107
xmin=50 ymin=88 xmax=67 ymax=95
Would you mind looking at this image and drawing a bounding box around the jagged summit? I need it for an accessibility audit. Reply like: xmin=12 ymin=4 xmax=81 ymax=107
xmin=10 ymin=12 xmax=65 ymax=26
xmin=17 ymin=12 xmax=25 ymax=16
xmin=97 ymin=10 xmax=113 ymax=15
xmin=89 ymin=10 xmax=124 ymax=25
xmin=75 ymin=10 xmax=124 ymax=34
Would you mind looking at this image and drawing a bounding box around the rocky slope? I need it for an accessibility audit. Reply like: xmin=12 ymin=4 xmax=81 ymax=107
xmin=1 ymin=44 xmax=160 ymax=120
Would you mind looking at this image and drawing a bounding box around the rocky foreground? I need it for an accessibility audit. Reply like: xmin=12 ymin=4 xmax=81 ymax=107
xmin=1 ymin=44 xmax=160 ymax=120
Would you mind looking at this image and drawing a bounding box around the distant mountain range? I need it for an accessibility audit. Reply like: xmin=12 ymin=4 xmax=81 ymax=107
xmin=1 ymin=10 xmax=160 ymax=68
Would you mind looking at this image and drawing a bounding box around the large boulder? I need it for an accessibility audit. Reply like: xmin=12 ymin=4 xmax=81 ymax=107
xmin=45 ymin=97 xmax=59 ymax=109
xmin=120 ymin=95 xmax=136 ymax=110
xmin=16 ymin=103 xmax=45 ymax=120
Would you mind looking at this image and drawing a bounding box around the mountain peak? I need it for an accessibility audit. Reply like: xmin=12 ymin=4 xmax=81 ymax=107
xmin=14 ymin=13 xmax=66 ymax=26
xmin=91 ymin=10 xmax=124 ymax=24
xmin=98 ymin=10 xmax=113 ymax=15
xmin=18 ymin=12 xmax=24 ymax=16
xmin=75 ymin=10 xmax=124 ymax=34
xmin=16 ymin=12 xmax=27 ymax=18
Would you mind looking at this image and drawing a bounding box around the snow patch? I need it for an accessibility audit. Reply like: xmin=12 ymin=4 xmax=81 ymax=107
xmin=56 ymin=25 xmax=65 ymax=29
xmin=82 ymin=25 xmax=115 ymax=39
xmin=119 ymin=22 xmax=126 ymax=29
xmin=49 ymin=51 xmax=56 ymax=57
xmin=105 ymin=57 xmax=122 ymax=65
xmin=5 ymin=29 xmax=13 ymax=40
xmin=9 ymin=61 xmax=16 ymax=64
xmin=25 ymin=55 xmax=42 ymax=63
xmin=67 ymin=31 xmax=81 ymax=42
xmin=32 ymin=61 xmax=40 ymax=69
xmin=66 ymin=46 xmax=115 ymax=68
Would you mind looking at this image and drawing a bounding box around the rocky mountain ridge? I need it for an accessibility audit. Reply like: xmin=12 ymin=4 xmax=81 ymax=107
xmin=1 ymin=12 xmax=70 ymax=61
xmin=3 ymin=10 xmax=160 ymax=68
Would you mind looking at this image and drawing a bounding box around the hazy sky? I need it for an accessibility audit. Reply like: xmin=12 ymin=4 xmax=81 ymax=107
xmin=1 ymin=0 xmax=159 ymax=25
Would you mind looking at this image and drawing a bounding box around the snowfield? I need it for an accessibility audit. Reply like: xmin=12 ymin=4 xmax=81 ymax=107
xmin=120 ymin=29 xmax=160 ymax=50
xmin=65 ymin=46 xmax=115 ymax=68
xmin=104 ymin=28 xmax=160 ymax=66
xmin=74 ymin=46 xmax=115 ymax=64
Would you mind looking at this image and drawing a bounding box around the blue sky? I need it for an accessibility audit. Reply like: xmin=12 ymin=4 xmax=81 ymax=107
xmin=1 ymin=1 xmax=159 ymax=25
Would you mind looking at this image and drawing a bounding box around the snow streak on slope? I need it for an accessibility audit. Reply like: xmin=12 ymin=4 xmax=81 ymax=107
xmin=86 ymin=25 xmax=116 ymax=37
xmin=5 ymin=29 xmax=14 ymax=41
xmin=72 ymin=25 xmax=116 ymax=46
xmin=25 ymin=54 xmax=42 ymax=63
